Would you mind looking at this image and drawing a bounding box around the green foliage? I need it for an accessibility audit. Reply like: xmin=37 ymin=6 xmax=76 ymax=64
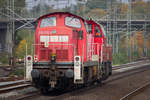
xmin=15 ymin=31 xmax=23 ymax=45
xmin=147 ymin=49 xmax=150 ymax=56
xmin=11 ymin=69 xmax=24 ymax=77
xmin=14 ymin=0 xmax=25 ymax=8
xmin=132 ymin=51 xmax=139 ymax=60
xmin=87 ymin=0 xmax=107 ymax=10
xmin=16 ymin=39 xmax=27 ymax=58
xmin=132 ymin=1 xmax=147 ymax=14
xmin=31 ymin=3 xmax=51 ymax=17
xmin=86 ymin=8 xmax=106 ymax=18
xmin=0 ymin=0 xmax=25 ymax=8
xmin=0 ymin=0 xmax=7 ymax=8
xmin=0 ymin=52 xmax=9 ymax=64
xmin=112 ymin=52 xmax=129 ymax=65
xmin=15 ymin=29 xmax=34 ymax=59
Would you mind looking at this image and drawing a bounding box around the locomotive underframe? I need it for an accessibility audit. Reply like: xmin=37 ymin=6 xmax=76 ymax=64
xmin=31 ymin=61 xmax=112 ymax=92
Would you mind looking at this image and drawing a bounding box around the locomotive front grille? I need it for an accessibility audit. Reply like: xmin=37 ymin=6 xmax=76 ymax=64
xmin=56 ymin=50 xmax=68 ymax=61
xmin=39 ymin=49 xmax=52 ymax=61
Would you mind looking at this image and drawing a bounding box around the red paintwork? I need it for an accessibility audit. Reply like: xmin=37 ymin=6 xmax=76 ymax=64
xmin=35 ymin=12 xmax=87 ymax=62
xmin=86 ymin=20 xmax=112 ymax=62
xmin=34 ymin=12 xmax=112 ymax=63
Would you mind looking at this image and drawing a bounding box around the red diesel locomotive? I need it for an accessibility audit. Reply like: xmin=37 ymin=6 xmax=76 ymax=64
xmin=31 ymin=12 xmax=112 ymax=93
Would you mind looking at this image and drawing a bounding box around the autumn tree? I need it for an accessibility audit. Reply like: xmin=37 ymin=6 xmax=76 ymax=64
xmin=15 ymin=29 xmax=34 ymax=58
xmin=123 ymin=31 xmax=145 ymax=57
xmin=87 ymin=0 xmax=107 ymax=10
xmin=116 ymin=3 xmax=128 ymax=19
xmin=0 ymin=0 xmax=7 ymax=8
xmin=16 ymin=39 xmax=27 ymax=58
xmin=131 ymin=0 xmax=150 ymax=18
xmin=86 ymin=8 xmax=106 ymax=19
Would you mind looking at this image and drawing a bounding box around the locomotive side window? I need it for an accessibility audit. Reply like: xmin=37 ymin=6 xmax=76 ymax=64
xmin=65 ymin=16 xmax=81 ymax=28
xmin=95 ymin=26 xmax=101 ymax=37
xmin=87 ymin=24 xmax=92 ymax=34
xmin=40 ymin=17 xmax=56 ymax=27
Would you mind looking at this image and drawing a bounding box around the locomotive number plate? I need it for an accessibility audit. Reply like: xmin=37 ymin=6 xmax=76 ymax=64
xmin=40 ymin=36 xmax=68 ymax=42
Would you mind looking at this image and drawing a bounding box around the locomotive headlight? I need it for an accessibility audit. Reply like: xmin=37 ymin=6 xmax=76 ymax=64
xmin=51 ymin=53 xmax=56 ymax=63
xmin=75 ymin=57 xmax=79 ymax=61
xmin=74 ymin=56 xmax=81 ymax=66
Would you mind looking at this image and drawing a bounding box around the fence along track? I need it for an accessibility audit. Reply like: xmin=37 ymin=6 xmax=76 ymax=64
xmin=120 ymin=82 xmax=150 ymax=100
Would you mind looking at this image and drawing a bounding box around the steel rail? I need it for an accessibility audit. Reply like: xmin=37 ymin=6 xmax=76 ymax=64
xmin=0 ymin=80 xmax=31 ymax=93
xmin=14 ymin=92 xmax=40 ymax=100
xmin=120 ymin=82 xmax=150 ymax=100
xmin=112 ymin=59 xmax=150 ymax=70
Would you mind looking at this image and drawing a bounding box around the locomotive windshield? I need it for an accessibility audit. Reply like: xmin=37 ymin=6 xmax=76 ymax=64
xmin=65 ymin=16 xmax=81 ymax=28
xmin=40 ymin=17 xmax=56 ymax=27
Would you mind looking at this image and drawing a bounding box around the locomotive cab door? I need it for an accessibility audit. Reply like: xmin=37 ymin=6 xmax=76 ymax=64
xmin=93 ymin=25 xmax=103 ymax=58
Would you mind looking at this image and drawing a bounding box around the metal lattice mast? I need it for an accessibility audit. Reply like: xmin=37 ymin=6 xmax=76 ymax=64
xmin=7 ymin=0 xmax=15 ymax=65
xmin=143 ymin=15 xmax=147 ymax=57
xmin=7 ymin=0 xmax=12 ymax=55
xmin=127 ymin=0 xmax=131 ymax=61
xmin=113 ymin=2 xmax=118 ymax=54
xmin=106 ymin=0 xmax=112 ymax=45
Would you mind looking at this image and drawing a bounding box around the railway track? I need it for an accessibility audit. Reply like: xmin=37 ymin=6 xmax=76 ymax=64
xmin=47 ymin=66 xmax=150 ymax=100
xmin=14 ymin=92 xmax=40 ymax=100
xmin=0 ymin=77 xmax=23 ymax=82
xmin=0 ymin=80 xmax=31 ymax=93
xmin=112 ymin=59 xmax=150 ymax=70
xmin=105 ymin=63 xmax=150 ymax=84
xmin=0 ymin=66 xmax=12 ymax=77
xmin=120 ymin=82 xmax=150 ymax=100
xmin=14 ymin=61 xmax=150 ymax=100
xmin=0 ymin=59 xmax=149 ymax=100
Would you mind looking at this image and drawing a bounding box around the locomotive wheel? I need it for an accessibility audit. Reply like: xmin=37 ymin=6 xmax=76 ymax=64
xmin=102 ymin=73 xmax=109 ymax=80
xmin=32 ymin=78 xmax=40 ymax=88
xmin=41 ymin=88 xmax=49 ymax=95
xmin=101 ymin=62 xmax=110 ymax=80
xmin=97 ymin=78 xmax=102 ymax=84
xmin=108 ymin=62 xmax=112 ymax=75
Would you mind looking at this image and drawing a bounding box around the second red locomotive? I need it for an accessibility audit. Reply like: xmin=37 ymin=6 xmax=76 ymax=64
xmin=31 ymin=12 xmax=112 ymax=93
